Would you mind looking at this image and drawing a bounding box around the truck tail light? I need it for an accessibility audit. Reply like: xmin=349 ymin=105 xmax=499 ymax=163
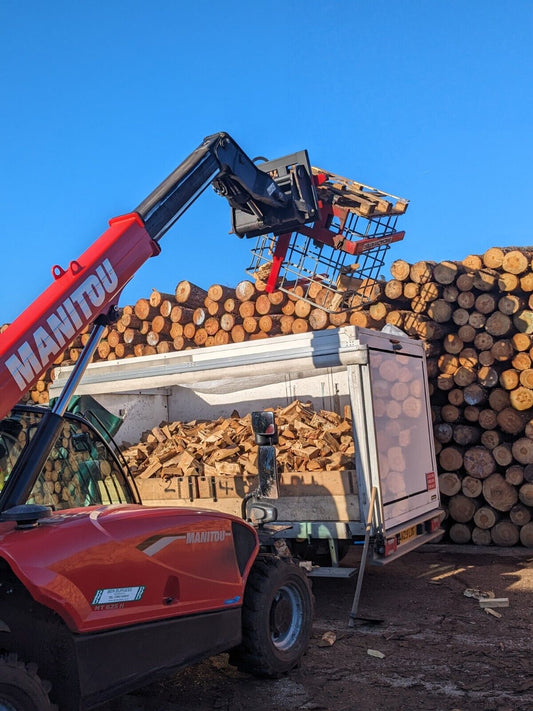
xmin=427 ymin=516 xmax=441 ymax=533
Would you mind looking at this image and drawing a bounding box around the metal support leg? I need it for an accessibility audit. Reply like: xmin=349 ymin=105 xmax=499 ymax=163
xmin=348 ymin=486 xmax=377 ymax=627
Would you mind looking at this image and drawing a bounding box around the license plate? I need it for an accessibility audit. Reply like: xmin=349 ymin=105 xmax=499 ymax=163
xmin=399 ymin=525 xmax=417 ymax=544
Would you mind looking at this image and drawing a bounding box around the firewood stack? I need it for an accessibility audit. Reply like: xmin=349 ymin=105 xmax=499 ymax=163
xmin=19 ymin=245 xmax=533 ymax=547
xmin=121 ymin=400 xmax=355 ymax=480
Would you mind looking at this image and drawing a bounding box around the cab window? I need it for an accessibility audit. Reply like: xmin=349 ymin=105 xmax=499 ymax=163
xmin=24 ymin=414 xmax=135 ymax=510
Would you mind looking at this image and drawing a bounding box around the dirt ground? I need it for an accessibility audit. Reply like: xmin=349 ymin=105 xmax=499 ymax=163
xmin=100 ymin=545 xmax=532 ymax=711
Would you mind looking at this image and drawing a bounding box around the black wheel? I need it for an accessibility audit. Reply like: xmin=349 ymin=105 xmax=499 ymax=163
xmin=231 ymin=555 xmax=313 ymax=678
xmin=0 ymin=654 xmax=56 ymax=711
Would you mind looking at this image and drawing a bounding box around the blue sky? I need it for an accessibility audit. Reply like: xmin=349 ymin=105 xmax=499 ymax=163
xmin=1 ymin=0 xmax=532 ymax=323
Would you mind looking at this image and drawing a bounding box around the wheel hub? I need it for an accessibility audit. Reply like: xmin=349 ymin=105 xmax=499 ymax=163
xmin=270 ymin=583 xmax=303 ymax=651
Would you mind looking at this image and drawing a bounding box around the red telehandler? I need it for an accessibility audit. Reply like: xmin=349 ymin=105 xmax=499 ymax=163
xmin=0 ymin=132 xmax=406 ymax=710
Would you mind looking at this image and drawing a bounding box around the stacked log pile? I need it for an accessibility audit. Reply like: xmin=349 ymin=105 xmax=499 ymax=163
xmin=121 ymin=400 xmax=355 ymax=480
xmin=383 ymin=248 xmax=533 ymax=548
xmin=19 ymin=245 xmax=533 ymax=547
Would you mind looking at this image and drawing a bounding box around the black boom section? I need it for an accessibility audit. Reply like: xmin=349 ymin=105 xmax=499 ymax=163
xmin=134 ymin=132 xmax=317 ymax=242
xmin=135 ymin=132 xmax=286 ymax=242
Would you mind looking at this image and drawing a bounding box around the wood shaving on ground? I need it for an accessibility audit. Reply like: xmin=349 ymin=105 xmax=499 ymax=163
xmin=367 ymin=649 xmax=385 ymax=659
xmin=463 ymin=587 xmax=495 ymax=600
xmin=318 ymin=631 xmax=337 ymax=647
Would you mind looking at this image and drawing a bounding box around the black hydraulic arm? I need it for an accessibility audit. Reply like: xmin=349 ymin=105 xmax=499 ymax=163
xmin=135 ymin=132 xmax=288 ymax=241
xmin=135 ymin=132 xmax=318 ymax=242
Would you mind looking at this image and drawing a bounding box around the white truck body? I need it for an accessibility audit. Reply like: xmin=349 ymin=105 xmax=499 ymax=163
xmin=50 ymin=326 xmax=443 ymax=567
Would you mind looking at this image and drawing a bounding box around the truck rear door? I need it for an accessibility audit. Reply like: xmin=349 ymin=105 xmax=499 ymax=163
xmin=347 ymin=328 xmax=443 ymax=563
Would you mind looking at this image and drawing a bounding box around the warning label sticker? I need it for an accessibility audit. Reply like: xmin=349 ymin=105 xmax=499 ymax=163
xmin=92 ymin=586 xmax=145 ymax=605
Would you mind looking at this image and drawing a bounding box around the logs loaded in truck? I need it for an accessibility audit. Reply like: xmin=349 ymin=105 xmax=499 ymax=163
xmin=0 ymin=131 xmax=439 ymax=710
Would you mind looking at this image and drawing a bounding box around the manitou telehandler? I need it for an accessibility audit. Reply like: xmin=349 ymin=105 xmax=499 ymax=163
xmin=0 ymin=132 xmax=408 ymax=710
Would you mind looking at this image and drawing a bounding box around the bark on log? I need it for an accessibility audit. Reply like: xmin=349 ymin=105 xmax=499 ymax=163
xmin=207 ymin=284 xmax=234 ymax=302
xmin=170 ymin=305 xmax=195 ymax=323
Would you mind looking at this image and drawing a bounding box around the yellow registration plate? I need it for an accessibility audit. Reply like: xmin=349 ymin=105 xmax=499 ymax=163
xmin=399 ymin=525 xmax=417 ymax=544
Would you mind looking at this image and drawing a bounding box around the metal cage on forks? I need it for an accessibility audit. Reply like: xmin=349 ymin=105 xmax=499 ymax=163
xmin=246 ymin=169 xmax=409 ymax=313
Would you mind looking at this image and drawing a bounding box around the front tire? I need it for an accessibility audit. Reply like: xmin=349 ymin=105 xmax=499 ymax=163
xmin=231 ymin=555 xmax=313 ymax=678
xmin=0 ymin=654 xmax=56 ymax=710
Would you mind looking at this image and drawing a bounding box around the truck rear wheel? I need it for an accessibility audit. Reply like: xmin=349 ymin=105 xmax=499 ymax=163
xmin=231 ymin=555 xmax=313 ymax=678
xmin=0 ymin=654 xmax=56 ymax=711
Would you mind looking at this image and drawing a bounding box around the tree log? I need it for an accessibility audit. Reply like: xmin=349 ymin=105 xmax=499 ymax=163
xmin=207 ymin=284 xmax=234 ymax=302
xmin=473 ymin=506 xmax=500 ymax=529
xmin=482 ymin=473 xmax=518 ymax=512
xmin=235 ymin=280 xmax=256 ymax=302
xmin=482 ymin=247 xmax=504 ymax=269
xmin=505 ymin=465 xmax=524 ymax=486
xmin=433 ymin=261 xmax=460 ymax=285
xmin=390 ymin=259 xmax=411 ymax=281
xmin=519 ymin=522 xmax=533 ymax=547
xmin=449 ymin=523 xmax=472 ymax=543
xmin=438 ymin=472 xmax=461 ymax=496
xmin=439 ymin=446 xmax=463 ymax=472
xmin=149 ymin=289 xmax=175 ymax=308
xmin=509 ymin=503 xmax=531 ymax=526
xmin=175 ymin=281 xmax=208 ymax=307
xmin=471 ymin=527 xmax=491 ymax=546
xmin=170 ymin=305 xmax=195 ymax=323
xmin=491 ymin=520 xmax=519 ymax=547
xmin=463 ymin=446 xmax=496 ymax=479
xmin=512 ymin=438 xmax=533 ymax=465
xmin=519 ymin=482 xmax=533 ymax=507
xmin=448 ymin=494 xmax=477 ymax=523
xmin=496 ymin=407 xmax=525 ymax=434
xmin=502 ymin=249 xmax=529 ymax=274
xmin=510 ymin=387 xmax=533 ymax=411
xmin=384 ymin=279 xmax=405 ymax=300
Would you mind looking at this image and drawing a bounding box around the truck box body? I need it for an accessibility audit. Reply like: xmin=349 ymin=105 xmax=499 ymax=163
xmin=50 ymin=326 xmax=443 ymax=564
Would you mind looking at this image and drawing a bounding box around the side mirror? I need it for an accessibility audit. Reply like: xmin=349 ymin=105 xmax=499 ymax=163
xmin=251 ymin=411 xmax=279 ymax=499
